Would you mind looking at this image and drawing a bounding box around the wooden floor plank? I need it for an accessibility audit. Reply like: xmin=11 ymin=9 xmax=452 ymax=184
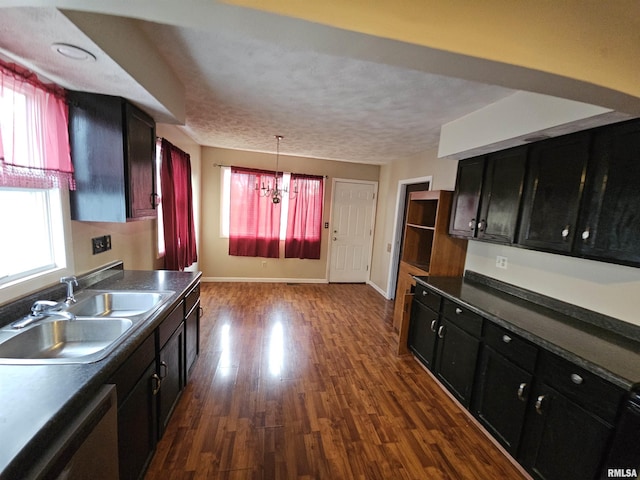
xmin=144 ymin=283 xmax=528 ymax=479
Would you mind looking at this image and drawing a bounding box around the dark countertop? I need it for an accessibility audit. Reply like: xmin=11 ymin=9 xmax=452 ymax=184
xmin=0 ymin=266 xmax=201 ymax=479
xmin=414 ymin=274 xmax=640 ymax=391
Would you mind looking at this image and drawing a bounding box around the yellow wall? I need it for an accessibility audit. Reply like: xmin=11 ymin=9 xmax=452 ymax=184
xmin=200 ymin=147 xmax=379 ymax=281
xmin=223 ymin=0 xmax=640 ymax=110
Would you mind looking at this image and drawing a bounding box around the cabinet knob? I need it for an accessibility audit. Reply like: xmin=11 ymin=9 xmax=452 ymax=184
xmin=502 ymin=334 xmax=512 ymax=344
xmin=430 ymin=320 xmax=438 ymax=332
xmin=437 ymin=325 xmax=446 ymax=338
xmin=535 ymin=394 xmax=547 ymax=415
xmin=468 ymin=219 xmax=476 ymax=230
xmin=151 ymin=373 xmax=162 ymax=395
xmin=570 ymin=373 xmax=584 ymax=385
xmin=159 ymin=360 xmax=168 ymax=379
xmin=422 ymin=290 xmax=428 ymax=296
xmin=581 ymin=228 xmax=590 ymax=241
xmin=561 ymin=225 xmax=571 ymax=240
xmin=455 ymin=307 xmax=463 ymax=315
xmin=477 ymin=219 xmax=485 ymax=232
xmin=517 ymin=383 xmax=528 ymax=401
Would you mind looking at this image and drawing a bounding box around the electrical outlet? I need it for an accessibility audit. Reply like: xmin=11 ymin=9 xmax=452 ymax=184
xmin=496 ymin=255 xmax=508 ymax=269
xmin=92 ymin=235 xmax=112 ymax=254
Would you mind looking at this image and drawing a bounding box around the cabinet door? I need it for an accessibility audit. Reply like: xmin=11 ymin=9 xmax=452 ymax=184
xmin=126 ymin=102 xmax=157 ymax=219
xmin=434 ymin=317 xmax=480 ymax=408
xmin=477 ymin=147 xmax=527 ymax=243
xmin=118 ymin=361 xmax=158 ymax=480
xmin=185 ymin=301 xmax=200 ymax=379
xmin=575 ymin=120 xmax=640 ymax=265
xmin=158 ymin=323 xmax=184 ymax=436
xmin=449 ymin=157 xmax=485 ymax=238
xmin=518 ymin=133 xmax=590 ymax=252
xmin=408 ymin=301 xmax=439 ymax=370
xmin=472 ymin=346 xmax=532 ymax=455
xmin=520 ymin=385 xmax=614 ymax=480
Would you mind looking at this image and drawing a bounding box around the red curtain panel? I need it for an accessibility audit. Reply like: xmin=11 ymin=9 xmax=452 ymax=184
xmin=285 ymin=174 xmax=324 ymax=259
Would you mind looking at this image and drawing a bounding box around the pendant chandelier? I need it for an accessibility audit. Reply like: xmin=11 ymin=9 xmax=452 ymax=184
xmin=257 ymin=135 xmax=297 ymax=204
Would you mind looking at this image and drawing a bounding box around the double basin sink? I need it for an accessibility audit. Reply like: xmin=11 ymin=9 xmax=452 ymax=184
xmin=0 ymin=290 xmax=173 ymax=364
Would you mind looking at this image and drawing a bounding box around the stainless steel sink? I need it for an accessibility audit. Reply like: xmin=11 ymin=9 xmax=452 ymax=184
xmin=67 ymin=291 xmax=168 ymax=318
xmin=0 ymin=318 xmax=133 ymax=363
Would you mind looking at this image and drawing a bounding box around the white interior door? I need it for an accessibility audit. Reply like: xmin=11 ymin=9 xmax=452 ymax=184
xmin=329 ymin=181 xmax=376 ymax=283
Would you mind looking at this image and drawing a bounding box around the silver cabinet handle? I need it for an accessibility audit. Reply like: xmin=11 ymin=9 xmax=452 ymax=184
xmin=535 ymin=394 xmax=547 ymax=415
xmin=151 ymin=373 xmax=162 ymax=395
xmin=517 ymin=383 xmax=528 ymax=401
xmin=477 ymin=219 xmax=485 ymax=232
xmin=160 ymin=360 xmax=168 ymax=379
xmin=437 ymin=325 xmax=446 ymax=338
xmin=468 ymin=219 xmax=476 ymax=230
xmin=455 ymin=307 xmax=463 ymax=315
xmin=570 ymin=373 xmax=584 ymax=385
xmin=581 ymin=228 xmax=590 ymax=241
xmin=430 ymin=320 xmax=438 ymax=332
xmin=422 ymin=290 xmax=428 ymax=296
xmin=502 ymin=335 xmax=512 ymax=344
xmin=561 ymin=225 xmax=571 ymax=239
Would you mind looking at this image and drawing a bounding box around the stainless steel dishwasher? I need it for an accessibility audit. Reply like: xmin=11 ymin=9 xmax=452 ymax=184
xmin=28 ymin=384 xmax=119 ymax=480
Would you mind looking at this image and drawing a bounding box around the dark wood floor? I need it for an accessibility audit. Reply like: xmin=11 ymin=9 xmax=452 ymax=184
xmin=145 ymin=282 xmax=528 ymax=479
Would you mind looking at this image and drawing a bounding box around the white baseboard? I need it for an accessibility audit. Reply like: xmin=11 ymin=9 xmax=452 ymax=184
xmin=367 ymin=280 xmax=391 ymax=299
xmin=202 ymin=277 xmax=328 ymax=284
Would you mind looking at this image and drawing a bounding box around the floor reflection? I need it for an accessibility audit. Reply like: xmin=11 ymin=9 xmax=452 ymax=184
xmin=268 ymin=321 xmax=284 ymax=377
xmin=218 ymin=323 xmax=232 ymax=375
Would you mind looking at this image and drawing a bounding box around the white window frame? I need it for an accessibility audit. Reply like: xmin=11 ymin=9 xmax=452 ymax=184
xmin=220 ymin=166 xmax=292 ymax=240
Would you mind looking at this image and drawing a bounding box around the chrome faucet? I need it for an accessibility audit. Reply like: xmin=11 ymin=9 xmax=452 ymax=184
xmin=60 ymin=276 xmax=78 ymax=304
xmin=11 ymin=300 xmax=76 ymax=329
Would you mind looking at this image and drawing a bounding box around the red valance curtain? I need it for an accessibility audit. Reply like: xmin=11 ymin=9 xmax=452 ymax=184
xmin=229 ymin=166 xmax=281 ymax=258
xmin=285 ymin=174 xmax=324 ymax=259
xmin=0 ymin=59 xmax=74 ymax=190
xmin=160 ymin=138 xmax=197 ymax=271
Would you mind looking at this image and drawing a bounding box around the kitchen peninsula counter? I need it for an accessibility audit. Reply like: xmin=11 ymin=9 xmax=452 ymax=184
xmin=0 ymin=263 xmax=201 ymax=479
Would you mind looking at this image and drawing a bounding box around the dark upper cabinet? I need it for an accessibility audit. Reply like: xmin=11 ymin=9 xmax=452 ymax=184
xmin=518 ymin=133 xmax=590 ymax=253
xmin=449 ymin=156 xmax=484 ymax=238
xmin=478 ymin=147 xmax=527 ymax=243
xmin=574 ymin=120 xmax=640 ymax=265
xmin=449 ymin=147 xmax=526 ymax=243
xmin=68 ymin=91 xmax=156 ymax=222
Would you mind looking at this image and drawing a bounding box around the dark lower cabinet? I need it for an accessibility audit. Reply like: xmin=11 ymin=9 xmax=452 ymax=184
xmin=117 ymin=361 xmax=158 ymax=480
xmin=434 ymin=317 xmax=480 ymax=408
xmin=408 ymin=300 xmax=439 ymax=369
xmin=473 ymin=346 xmax=532 ymax=455
xmin=158 ymin=322 xmax=184 ymax=436
xmin=185 ymin=300 xmax=200 ymax=378
xmin=520 ymin=384 xmax=614 ymax=480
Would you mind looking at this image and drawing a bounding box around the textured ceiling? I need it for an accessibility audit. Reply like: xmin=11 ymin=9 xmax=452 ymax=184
xmin=0 ymin=5 xmax=517 ymax=164
xmin=138 ymin=21 xmax=514 ymax=163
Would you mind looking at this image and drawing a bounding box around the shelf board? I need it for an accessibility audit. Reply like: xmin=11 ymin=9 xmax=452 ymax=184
xmin=406 ymin=223 xmax=436 ymax=231
xmin=403 ymin=260 xmax=431 ymax=272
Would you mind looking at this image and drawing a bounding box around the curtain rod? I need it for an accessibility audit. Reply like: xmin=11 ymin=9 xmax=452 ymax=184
xmin=213 ymin=163 xmax=327 ymax=178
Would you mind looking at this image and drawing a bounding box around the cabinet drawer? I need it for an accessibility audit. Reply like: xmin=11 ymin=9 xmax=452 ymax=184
xmin=158 ymin=301 xmax=184 ymax=349
xmin=539 ymin=351 xmax=624 ymax=423
xmin=441 ymin=299 xmax=483 ymax=337
xmin=109 ymin=333 xmax=155 ymax=406
xmin=484 ymin=322 xmax=538 ymax=372
xmin=413 ymin=283 xmax=441 ymax=312
xmin=184 ymin=283 xmax=200 ymax=315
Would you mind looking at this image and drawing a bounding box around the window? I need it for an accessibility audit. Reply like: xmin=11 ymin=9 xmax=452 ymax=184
xmin=0 ymin=187 xmax=66 ymax=286
xmin=221 ymin=166 xmax=324 ymax=259
xmin=0 ymin=60 xmax=73 ymax=298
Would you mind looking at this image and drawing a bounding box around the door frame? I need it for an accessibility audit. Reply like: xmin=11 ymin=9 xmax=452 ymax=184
xmin=387 ymin=176 xmax=432 ymax=299
xmin=326 ymin=178 xmax=378 ymax=283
